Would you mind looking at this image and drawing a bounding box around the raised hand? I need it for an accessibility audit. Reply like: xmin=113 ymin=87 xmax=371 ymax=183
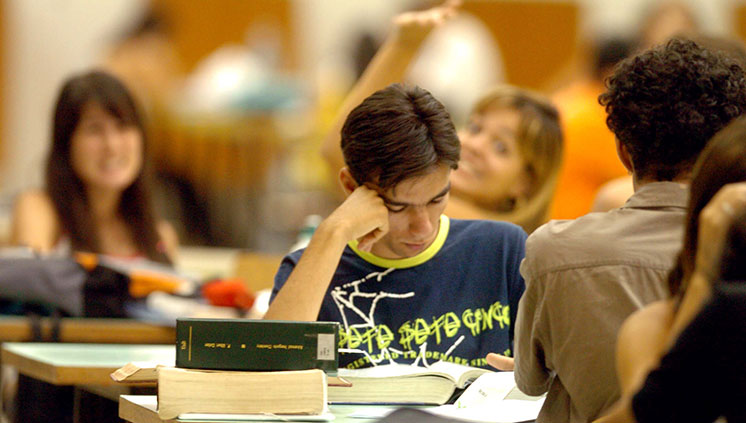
xmin=391 ymin=0 xmax=461 ymax=47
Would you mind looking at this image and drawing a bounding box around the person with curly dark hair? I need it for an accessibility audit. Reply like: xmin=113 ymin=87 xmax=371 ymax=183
xmin=594 ymin=115 xmax=746 ymax=423
xmin=600 ymin=37 xmax=746 ymax=183
xmin=493 ymin=38 xmax=746 ymax=423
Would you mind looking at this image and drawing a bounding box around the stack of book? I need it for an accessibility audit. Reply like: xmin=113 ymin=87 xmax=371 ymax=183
xmin=113 ymin=318 xmax=340 ymax=420
xmin=113 ymin=318 xmax=543 ymax=422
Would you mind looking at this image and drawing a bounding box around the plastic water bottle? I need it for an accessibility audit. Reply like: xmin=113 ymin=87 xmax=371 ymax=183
xmin=289 ymin=215 xmax=322 ymax=252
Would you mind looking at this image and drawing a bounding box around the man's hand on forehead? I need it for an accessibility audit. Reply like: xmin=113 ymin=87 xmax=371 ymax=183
xmin=324 ymin=185 xmax=390 ymax=252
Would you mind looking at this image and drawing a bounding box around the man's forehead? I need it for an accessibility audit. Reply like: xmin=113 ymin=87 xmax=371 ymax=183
xmin=379 ymin=167 xmax=451 ymax=205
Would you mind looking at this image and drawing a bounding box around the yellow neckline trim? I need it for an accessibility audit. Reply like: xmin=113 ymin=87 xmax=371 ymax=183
xmin=348 ymin=215 xmax=450 ymax=269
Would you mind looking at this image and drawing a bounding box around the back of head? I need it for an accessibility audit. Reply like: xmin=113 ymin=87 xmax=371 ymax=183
xmin=471 ymin=85 xmax=563 ymax=232
xmin=600 ymin=37 xmax=746 ymax=181
xmin=687 ymin=34 xmax=746 ymax=72
xmin=341 ymin=83 xmax=460 ymax=190
xmin=668 ymin=116 xmax=746 ymax=296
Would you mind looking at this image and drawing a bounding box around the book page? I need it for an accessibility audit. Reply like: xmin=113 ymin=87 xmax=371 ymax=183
xmin=425 ymin=361 xmax=490 ymax=387
xmin=337 ymin=361 xmax=488 ymax=385
xmin=338 ymin=364 xmax=437 ymax=379
xmin=429 ymin=372 xmax=545 ymax=423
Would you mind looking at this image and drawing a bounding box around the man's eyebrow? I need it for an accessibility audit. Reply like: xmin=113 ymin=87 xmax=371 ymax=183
xmin=381 ymin=183 xmax=451 ymax=207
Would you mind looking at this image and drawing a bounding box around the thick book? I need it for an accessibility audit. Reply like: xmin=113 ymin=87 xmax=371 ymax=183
xmin=110 ymin=362 xmax=352 ymax=387
xmin=328 ymin=361 xmax=491 ymax=405
xmin=121 ymin=395 xmax=335 ymax=422
xmin=157 ymin=367 xmax=329 ymax=420
xmin=175 ymin=318 xmax=339 ymax=373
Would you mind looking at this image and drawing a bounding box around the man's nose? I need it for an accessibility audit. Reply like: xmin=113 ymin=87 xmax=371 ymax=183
xmin=408 ymin=206 xmax=432 ymax=237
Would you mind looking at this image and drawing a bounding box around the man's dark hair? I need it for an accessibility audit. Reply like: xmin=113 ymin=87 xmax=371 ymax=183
xmin=341 ymin=83 xmax=460 ymax=190
xmin=599 ymin=37 xmax=746 ymax=181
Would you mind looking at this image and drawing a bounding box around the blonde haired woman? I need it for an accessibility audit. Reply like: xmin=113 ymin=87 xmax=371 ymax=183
xmin=322 ymin=1 xmax=562 ymax=233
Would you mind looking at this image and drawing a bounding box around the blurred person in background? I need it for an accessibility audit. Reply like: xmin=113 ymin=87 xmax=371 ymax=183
xmin=321 ymin=1 xmax=563 ymax=234
xmin=102 ymin=5 xmax=184 ymax=115
xmin=638 ymin=0 xmax=699 ymax=51
xmin=10 ymin=70 xmax=177 ymax=263
xmin=549 ymin=37 xmax=633 ymax=220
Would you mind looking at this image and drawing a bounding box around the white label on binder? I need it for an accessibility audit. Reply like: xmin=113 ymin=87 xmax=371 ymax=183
xmin=317 ymin=334 xmax=335 ymax=360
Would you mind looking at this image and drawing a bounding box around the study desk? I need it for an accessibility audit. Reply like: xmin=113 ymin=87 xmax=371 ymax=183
xmin=120 ymin=395 xmax=401 ymax=423
xmin=1 ymin=342 xmax=174 ymax=386
xmin=0 ymin=316 xmax=176 ymax=344
xmin=1 ymin=343 xmax=174 ymax=423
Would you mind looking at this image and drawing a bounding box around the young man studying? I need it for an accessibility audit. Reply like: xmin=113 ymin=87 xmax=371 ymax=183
xmin=265 ymin=84 xmax=527 ymax=370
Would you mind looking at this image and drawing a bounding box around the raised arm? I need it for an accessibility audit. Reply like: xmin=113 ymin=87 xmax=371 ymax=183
xmin=320 ymin=1 xmax=460 ymax=177
xmin=264 ymin=184 xmax=389 ymax=321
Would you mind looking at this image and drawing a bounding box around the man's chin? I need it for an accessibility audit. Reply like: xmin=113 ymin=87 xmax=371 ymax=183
xmin=398 ymin=241 xmax=429 ymax=257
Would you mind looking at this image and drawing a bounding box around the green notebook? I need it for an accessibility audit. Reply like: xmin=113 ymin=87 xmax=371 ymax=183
xmin=175 ymin=318 xmax=339 ymax=374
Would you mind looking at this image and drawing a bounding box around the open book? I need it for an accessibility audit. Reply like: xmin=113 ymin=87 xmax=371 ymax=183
xmin=344 ymin=372 xmax=545 ymax=423
xmin=328 ymin=361 xmax=490 ymax=405
xmin=431 ymin=371 xmax=545 ymax=422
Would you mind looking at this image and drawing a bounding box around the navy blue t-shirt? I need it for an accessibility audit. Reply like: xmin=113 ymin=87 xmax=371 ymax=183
xmin=271 ymin=216 xmax=527 ymax=369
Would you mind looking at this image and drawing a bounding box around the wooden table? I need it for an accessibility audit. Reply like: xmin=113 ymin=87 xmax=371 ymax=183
xmin=0 ymin=316 xmax=175 ymax=344
xmin=120 ymin=395 xmax=401 ymax=423
xmin=1 ymin=342 xmax=174 ymax=386
xmin=1 ymin=343 xmax=174 ymax=423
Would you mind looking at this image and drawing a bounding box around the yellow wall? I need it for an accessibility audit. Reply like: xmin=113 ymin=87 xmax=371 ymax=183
xmin=155 ymin=0 xmax=296 ymax=72
xmin=462 ymin=1 xmax=579 ymax=90
xmin=154 ymin=0 xmax=578 ymax=90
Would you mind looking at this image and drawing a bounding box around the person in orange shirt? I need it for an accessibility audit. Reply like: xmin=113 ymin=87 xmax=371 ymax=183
xmin=550 ymin=38 xmax=632 ymax=220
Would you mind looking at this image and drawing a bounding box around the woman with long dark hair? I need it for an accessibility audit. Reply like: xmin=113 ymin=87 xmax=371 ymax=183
xmin=11 ymin=70 xmax=176 ymax=263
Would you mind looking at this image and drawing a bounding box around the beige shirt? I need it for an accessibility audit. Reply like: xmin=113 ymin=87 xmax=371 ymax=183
xmin=515 ymin=182 xmax=688 ymax=423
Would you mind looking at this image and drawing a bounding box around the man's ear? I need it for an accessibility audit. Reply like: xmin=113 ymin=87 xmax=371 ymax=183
xmin=616 ymin=138 xmax=634 ymax=174
xmin=339 ymin=167 xmax=358 ymax=195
